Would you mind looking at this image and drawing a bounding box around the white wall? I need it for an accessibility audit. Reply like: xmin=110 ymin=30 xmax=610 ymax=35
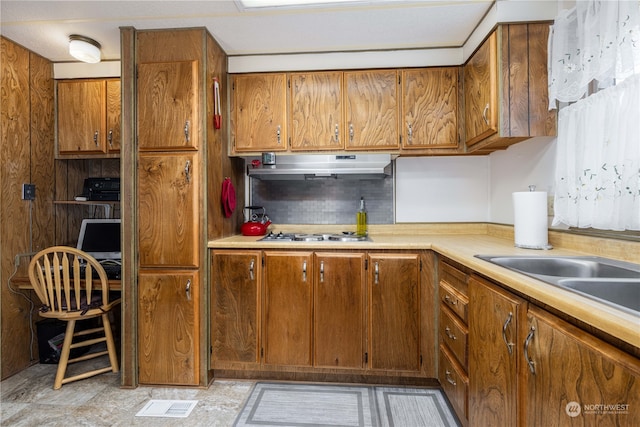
xmin=395 ymin=156 xmax=490 ymax=222
xmin=394 ymin=137 xmax=557 ymax=224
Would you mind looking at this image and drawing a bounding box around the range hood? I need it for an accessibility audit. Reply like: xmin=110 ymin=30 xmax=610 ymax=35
xmin=246 ymin=154 xmax=393 ymax=180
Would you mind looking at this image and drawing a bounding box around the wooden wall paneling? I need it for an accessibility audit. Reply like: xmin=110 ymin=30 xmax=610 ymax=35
xmin=136 ymin=29 xmax=203 ymax=64
xmin=120 ymin=26 xmax=136 ymax=388
xmin=28 ymin=51 xmax=55 ymax=253
xmin=1 ymin=37 xmax=34 ymax=379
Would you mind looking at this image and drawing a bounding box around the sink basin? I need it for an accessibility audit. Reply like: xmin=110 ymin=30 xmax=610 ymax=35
xmin=558 ymin=279 xmax=640 ymax=315
xmin=476 ymin=256 xmax=640 ymax=280
xmin=475 ymin=255 xmax=640 ymax=315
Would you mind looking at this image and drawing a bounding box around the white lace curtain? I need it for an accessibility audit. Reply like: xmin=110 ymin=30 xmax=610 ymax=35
xmin=548 ymin=0 xmax=640 ymax=108
xmin=553 ymin=73 xmax=640 ymax=231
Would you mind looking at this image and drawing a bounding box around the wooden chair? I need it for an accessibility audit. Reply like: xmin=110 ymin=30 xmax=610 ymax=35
xmin=28 ymin=246 xmax=120 ymax=389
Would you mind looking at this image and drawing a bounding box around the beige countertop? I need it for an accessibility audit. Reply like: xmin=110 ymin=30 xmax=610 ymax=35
xmin=208 ymin=224 xmax=640 ymax=350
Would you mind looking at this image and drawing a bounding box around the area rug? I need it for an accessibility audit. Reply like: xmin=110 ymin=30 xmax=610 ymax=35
xmin=233 ymin=382 xmax=460 ymax=427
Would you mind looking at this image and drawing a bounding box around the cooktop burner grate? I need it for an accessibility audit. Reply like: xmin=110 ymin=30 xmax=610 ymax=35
xmin=258 ymin=231 xmax=369 ymax=242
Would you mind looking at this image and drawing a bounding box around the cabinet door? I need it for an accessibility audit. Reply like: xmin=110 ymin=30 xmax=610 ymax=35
xmin=344 ymin=69 xmax=399 ymax=150
xmin=401 ymin=68 xmax=458 ymax=149
xmin=211 ymin=251 xmax=261 ymax=367
xmin=137 ymin=61 xmax=199 ymax=150
xmin=57 ymin=80 xmax=107 ymax=154
xmin=263 ymin=251 xmax=313 ymax=366
xmin=523 ymin=306 xmax=640 ymax=427
xmin=138 ymin=271 xmax=199 ymax=385
xmin=233 ymin=73 xmax=287 ymax=152
xmin=314 ymin=252 xmax=366 ymax=369
xmin=138 ymin=153 xmax=198 ymax=267
xmin=464 ymin=31 xmax=498 ymax=146
xmin=106 ymin=79 xmax=121 ymax=153
xmin=469 ymin=276 xmax=525 ymax=427
xmin=290 ymin=71 xmax=343 ymax=150
xmin=369 ymin=253 xmax=420 ymax=371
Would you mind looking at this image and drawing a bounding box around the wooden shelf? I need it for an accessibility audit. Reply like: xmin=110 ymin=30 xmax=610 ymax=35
xmin=54 ymin=200 xmax=120 ymax=218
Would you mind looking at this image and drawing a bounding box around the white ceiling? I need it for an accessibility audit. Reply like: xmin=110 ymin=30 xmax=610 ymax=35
xmin=0 ymin=0 xmax=500 ymax=63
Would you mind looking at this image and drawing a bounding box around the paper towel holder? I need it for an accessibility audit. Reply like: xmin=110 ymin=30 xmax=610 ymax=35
xmin=514 ymin=184 xmax=553 ymax=250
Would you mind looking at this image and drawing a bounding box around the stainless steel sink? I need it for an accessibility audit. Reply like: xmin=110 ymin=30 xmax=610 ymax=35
xmin=478 ymin=256 xmax=640 ymax=279
xmin=475 ymin=255 xmax=640 ymax=315
xmin=558 ymin=279 xmax=640 ymax=315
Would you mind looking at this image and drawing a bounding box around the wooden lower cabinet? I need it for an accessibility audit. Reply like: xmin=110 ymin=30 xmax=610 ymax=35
xmin=138 ymin=271 xmax=199 ymax=385
xmin=469 ymin=275 xmax=525 ymax=427
xmin=523 ymin=305 xmax=640 ymax=427
xmin=314 ymin=252 xmax=366 ymax=369
xmin=263 ymin=251 xmax=313 ymax=367
xmin=468 ymin=274 xmax=640 ymax=427
xmin=369 ymin=253 xmax=420 ymax=372
xmin=211 ymin=250 xmax=261 ymax=368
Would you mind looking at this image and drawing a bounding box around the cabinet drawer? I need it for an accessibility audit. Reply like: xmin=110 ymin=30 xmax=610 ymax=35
xmin=439 ymin=344 xmax=468 ymax=423
xmin=440 ymin=304 xmax=468 ymax=368
xmin=439 ymin=280 xmax=469 ymax=323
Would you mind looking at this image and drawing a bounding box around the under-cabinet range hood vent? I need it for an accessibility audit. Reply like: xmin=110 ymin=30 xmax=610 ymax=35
xmin=247 ymin=154 xmax=393 ymax=180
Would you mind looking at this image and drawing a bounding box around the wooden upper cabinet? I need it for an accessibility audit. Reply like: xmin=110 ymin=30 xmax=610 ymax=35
xmin=401 ymin=67 xmax=458 ymax=150
xmin=369 ymin=253 xmax=420 ymax=372
xmin=138 ymin=271 xmax=199 ymax=385
xmin=263 ymin=251 xmax=313 ymax=367
xmin=137 ymin=60 xmax=199 ymax=151
xmin=290 ymin=71 xmax=343 ymax=151
xmin=464 ymin=32 xmax=498 ymax=147
xmin=464 ymin=24 xmax=556 ymax=152
xmin=106 ymin=79 xmax=121 ymax=153
xmin=57 ymin=79 xmax=107 ymax=155
xmin=233 ymin=73 xmax=288 ymax=152
xmin=345 ymin=69 xmax=399 ymax=150
xmin=138 ymin=152 xmax=199 ymax=268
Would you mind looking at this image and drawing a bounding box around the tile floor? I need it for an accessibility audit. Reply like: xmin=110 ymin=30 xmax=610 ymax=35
xmin=1 ymin=355 xmax=254 ymax=426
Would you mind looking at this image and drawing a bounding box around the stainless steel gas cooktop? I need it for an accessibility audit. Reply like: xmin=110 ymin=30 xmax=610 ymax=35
xmin=259 ymin=231 xmax=370 ymax=242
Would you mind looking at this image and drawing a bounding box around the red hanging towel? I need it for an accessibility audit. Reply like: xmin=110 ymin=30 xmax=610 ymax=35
xmin=221 ymin=177 xmax=236 ymax=218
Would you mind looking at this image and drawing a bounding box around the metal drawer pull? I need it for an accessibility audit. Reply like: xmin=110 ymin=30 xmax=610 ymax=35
xmin=184 ymin=160 xmax=191 ymax=183
xmin=524 ymin=325 xmax=536 ymax=374
xmin=320 ymin=261 xmax=324 ymax=283
xmin=407 ymin=123 xmax=412 ymax=143
xmin=184 ymin=120 xmax=190 ymax=142
xmin=276 ymin=125 xmax=281 ymax=144
xmin=185 ymin=279 xmax=191 ymax=301
xmin=445 ymin=370 xmax=457 ymax=386
xmin=445 ymin=326 xmax=457 ymax=340
xmin=349 ymin=123 xmax=354 ymax=142
xmin=249 ymin=259 xmax=255 ymax=281
xmin=108 ymin=130 xmax=113 ymax=147
xmin=444 ymin=294 xmax=458 ymax=305
xmin=374 ymin=262 xmax=379 ymax=285
xmin=302 ymin=260 xmax=307 ymax=282
xmin=93 ymin=130 xmax=99 ymax=146
xmin=482 ymin=103 xmax=490 ymax=125
xmin=334 ymin=124 xmax=340 ymax=142
xmin=502 ymin=311 xmax=514 ymax=355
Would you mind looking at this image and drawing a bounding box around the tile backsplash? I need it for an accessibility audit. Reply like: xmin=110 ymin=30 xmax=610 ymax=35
xmin=250 ymin=177 xmax=394 ymax=225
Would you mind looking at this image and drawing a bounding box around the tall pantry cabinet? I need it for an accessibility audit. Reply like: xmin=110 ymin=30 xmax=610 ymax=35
xmin=121 ymin=27 xmax=241 ymax=387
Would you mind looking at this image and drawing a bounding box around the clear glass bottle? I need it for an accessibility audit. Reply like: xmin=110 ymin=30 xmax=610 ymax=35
xmin=356 ymin=197 xmax=367 ymax=236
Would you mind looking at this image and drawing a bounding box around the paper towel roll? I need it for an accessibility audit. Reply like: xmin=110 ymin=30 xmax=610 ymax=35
xmin=513 ymin=190 xmax=551 ymax=249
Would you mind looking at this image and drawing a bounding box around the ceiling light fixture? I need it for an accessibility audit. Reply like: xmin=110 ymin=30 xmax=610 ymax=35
xmin=68 ymin=35 xmax=101 ymax=63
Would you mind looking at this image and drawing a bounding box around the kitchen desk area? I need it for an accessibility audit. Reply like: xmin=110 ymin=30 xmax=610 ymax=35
xmin=209 ymin=223 xmax=640 ymax=426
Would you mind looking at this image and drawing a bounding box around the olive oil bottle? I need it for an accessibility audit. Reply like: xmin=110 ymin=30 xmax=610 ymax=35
xmin=356 ymin=197 xmax=367 ymax=236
